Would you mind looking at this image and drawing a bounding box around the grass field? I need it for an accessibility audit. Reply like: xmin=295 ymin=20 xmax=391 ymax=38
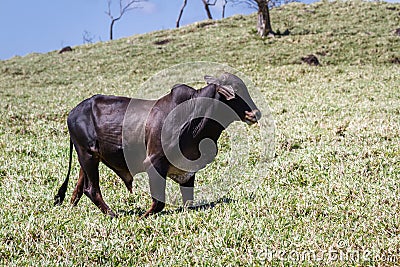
xmin=1 ymin=0 xmax=400 ymax=265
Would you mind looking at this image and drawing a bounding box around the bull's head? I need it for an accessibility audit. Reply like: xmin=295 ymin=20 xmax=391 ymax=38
xmin=204 ymin=72 xmax=262 ymax=125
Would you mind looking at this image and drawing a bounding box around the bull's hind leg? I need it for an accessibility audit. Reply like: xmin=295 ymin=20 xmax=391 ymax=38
xmin=78 ymin=153 xmax=116 ymax=217
xmin=70 ymin=167 xmax=85 ymax=206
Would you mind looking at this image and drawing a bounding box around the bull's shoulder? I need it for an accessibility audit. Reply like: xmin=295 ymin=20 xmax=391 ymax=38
xmin=169 ymin=84 xmax=196 ymax=104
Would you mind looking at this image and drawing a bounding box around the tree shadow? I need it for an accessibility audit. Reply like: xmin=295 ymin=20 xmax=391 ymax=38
xmin=117 ymin=197 xmax=235 ymax=217
xmin=273 ymin=29 xmax=291 ymax=36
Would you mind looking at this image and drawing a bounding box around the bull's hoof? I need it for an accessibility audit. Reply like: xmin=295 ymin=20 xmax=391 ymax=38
xmin=107 ymin=210 xmax=118 ymax=218
xmin=53 ymin=194 xmax=64 ymax=206
xmin=70 ymin=196 xmax=81 ymax=207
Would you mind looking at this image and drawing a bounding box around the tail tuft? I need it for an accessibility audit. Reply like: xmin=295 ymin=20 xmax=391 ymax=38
xmin=54 ymin=192 xmax=65 ymax=206
xmin=54 ymin=139 xmax=73 ymax=207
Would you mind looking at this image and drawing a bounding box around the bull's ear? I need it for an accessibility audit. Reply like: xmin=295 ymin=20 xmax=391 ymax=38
xmin=217 ymin=85 xmax=235 ymax=100
xmin=204 ymin=75 xmax=235 ymax=100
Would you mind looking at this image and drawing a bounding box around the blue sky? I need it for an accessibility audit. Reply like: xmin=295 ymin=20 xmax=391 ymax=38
xmin=0 ymin=0 xmax=255 ymax=60
xmin=1 ymin=0 xmax=398 ymax=60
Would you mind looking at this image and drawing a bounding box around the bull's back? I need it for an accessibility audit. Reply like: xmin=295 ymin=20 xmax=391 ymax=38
xmin=68 ymin=95 xmax=155 ymax=173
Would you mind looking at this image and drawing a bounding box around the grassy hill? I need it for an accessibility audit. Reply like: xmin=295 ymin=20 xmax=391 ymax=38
xmin=1 ymin=0 xmax=399 ymax=265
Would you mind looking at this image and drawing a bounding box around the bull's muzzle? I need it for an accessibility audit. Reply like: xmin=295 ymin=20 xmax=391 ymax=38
xmin=245 ymin=109 xmax=261 ymax=125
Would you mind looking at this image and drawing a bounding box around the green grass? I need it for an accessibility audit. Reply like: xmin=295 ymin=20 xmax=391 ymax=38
xmin=1 ymin=0 xmax=400 ymax=265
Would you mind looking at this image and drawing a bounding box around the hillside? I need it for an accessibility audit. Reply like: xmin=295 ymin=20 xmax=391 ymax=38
xmin=0 ymin=0 xmax=400 ymax=265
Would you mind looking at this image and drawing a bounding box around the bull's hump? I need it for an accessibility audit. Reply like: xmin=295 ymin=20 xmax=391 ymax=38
xmin=170 ymin=84 xmax=196 ymax=104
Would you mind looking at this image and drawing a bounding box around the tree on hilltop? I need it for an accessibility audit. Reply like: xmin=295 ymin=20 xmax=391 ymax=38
xmin=230 ymin=0 xmax=274 ymax=37
xmin=176 ymin=0 xmax=188 ymax=28
xmin=176 ymin=0 xmax=227 ymax=28
xmin=201 ymin=0 xmax=217 ymax=20
xmin=175 ymin=0 xmax=294 ymax=36
xmin=105 ymin=0 xmax=147 ymax=40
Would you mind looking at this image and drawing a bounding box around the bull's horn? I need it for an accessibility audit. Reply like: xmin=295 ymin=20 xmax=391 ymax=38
xmin=204 ymin=75 xmax=220 ymax=85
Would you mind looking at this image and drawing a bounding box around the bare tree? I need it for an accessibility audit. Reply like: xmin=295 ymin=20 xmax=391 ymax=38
xmin=82 ymin=31 xmax=96 ymax=44
xmin=231 ymin=0 xmax=274 ymax=37
xmin=105 ymin=0 xmax=146 ymax=40
xmin=255 ymin=0 xmax=273 ymax=37
xmin=177 ymin=0 xmax=219 ymax=28
xmin=176 ymin=0 xmax=188 ymax=28
xmin=221 ymin=0 xmax=228 ymax=18
xmin=201 ymin=0 xmax=217 ymax=20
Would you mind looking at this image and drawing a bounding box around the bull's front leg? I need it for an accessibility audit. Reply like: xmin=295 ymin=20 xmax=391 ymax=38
xmin=180 ymin=175 xmax=195 ymax=207
xmin=142 ymin=158 xmax=167 ymax=218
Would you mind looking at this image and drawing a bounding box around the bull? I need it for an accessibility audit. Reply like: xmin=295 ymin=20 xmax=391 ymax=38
xmin=54 ymin=72 xmax=261 ymax=217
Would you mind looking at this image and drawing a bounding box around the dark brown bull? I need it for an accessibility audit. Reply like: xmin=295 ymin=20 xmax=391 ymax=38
xmin=54 ymin=73 xmax=261 ymax=217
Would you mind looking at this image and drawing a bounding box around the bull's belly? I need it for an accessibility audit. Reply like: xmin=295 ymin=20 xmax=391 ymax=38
xmin=167 ymin=165 xmax=194 ymax=184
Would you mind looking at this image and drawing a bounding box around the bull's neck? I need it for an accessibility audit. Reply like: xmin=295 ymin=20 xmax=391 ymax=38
xmin=192 ymin=84 xmax=235 ymax=142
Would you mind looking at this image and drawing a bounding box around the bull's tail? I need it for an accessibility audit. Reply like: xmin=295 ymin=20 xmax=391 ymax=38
xmin=54 ymin=139 xmax=73 ymax=206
